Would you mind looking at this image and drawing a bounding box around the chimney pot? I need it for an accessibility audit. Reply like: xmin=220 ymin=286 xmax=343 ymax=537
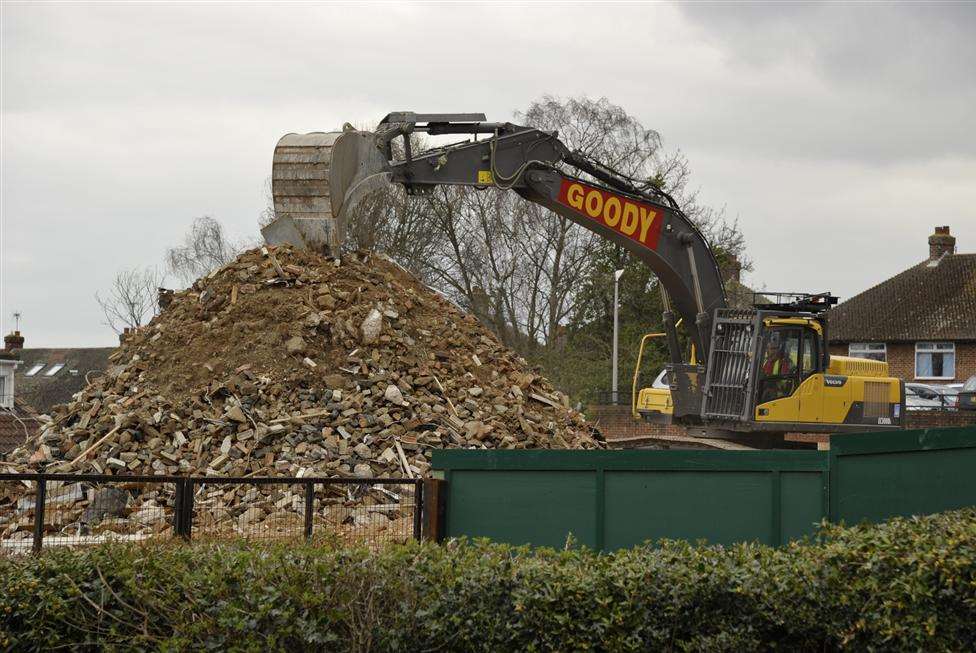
xmin=4 ymin=330 xmax=24 ymax=352
xmin=928 ymin=225 xmax=956 ymax=260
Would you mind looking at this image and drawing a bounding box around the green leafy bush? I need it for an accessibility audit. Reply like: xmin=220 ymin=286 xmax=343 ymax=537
xmin=3 ymin=509 xmax=975 ymax=651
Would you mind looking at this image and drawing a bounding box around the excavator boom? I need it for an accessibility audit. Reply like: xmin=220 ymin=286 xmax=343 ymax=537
xmin=264 ymin=114 xmax=727 ymax=380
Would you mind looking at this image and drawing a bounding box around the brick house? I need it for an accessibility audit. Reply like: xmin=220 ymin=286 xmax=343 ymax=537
xmin=0 ymin=331 xmax=43 ymax=454
xmin=828 ymin=226 xmax=976 ymax=384
xmin=14 ymin=342 xmax=113 ymax=414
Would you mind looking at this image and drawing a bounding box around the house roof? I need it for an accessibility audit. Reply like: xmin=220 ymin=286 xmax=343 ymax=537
xmin=14 ymin=347 xmax=114 ymax=414
xmin=829 ymin=253 xmax=976 ymax=343
xmin=0 ymin=398 xmax=42 ymax=454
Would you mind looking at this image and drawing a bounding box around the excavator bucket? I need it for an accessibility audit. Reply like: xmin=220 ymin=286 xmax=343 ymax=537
xmin=263 ymin=129 xmax=390 ymax=254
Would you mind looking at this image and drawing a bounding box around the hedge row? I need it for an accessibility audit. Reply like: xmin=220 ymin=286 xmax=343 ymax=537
xmin=3 ymin=509 xmax=976 ymax=652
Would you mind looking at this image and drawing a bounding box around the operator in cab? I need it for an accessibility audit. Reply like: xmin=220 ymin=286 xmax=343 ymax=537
xmin=760 ymin=332 xmax=795 ymax=403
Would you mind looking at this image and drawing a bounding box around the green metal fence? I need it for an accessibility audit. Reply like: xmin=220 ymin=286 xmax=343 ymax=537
xmin=432 ymin=426 xmax=976 ymax=550
xmin=829 ymin=426 xmax=976 ymax=524
xmin=433 ymin=450 xmax=829 ymax=549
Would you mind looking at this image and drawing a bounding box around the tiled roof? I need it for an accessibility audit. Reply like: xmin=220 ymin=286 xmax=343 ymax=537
xmin=0 ymin=398 xmax=42 ymax=454
xmin=14 ymin=347 xmax=114 ymax=414
xmin=829 ymin=253 xmax=976 ymax=343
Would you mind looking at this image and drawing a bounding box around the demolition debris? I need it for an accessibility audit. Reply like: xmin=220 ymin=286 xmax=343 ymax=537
xmin=1 ymin=246 xmax=601 ymax=540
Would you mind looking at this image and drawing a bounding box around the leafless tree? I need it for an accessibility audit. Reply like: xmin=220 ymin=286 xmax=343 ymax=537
xmin=95 ymin=267 xmax=166 ymax=334
xmin=165 ymin=216 xmax=241 ymax=286
xmin=258 ymin=176 xmax=276 ymax=228
xmin=342 ymin=183 xmax=445 ymax=278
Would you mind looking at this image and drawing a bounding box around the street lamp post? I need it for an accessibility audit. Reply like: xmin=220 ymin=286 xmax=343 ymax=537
xmin=612 ymin=268 xmax=625 ymax=404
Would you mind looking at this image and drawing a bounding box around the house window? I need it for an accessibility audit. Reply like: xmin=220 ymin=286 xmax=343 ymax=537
xmin=915 ymin=342 xmax=955 ymax=379
xmin=44 ymin=363 xmax=65 ymax=377
xmin=849 ymin=343 xmax=886 ymax=362
xmin=25 ymin=364 xmax=45 ymax=376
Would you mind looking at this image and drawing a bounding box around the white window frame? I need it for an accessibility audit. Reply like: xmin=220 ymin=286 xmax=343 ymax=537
xmin=44 ymin=363 xmax=65 ymax=377
xmin=25 ymin=363 xmax=45 ymax=376
xmin=914 ymin=342 xmax=956 ymax=380
xmin=849 ymin=342 xmax=887 ymax=362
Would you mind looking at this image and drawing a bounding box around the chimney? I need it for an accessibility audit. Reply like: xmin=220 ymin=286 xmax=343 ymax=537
xmin=158 ymin=288 xmax=174 ymax=310
xmin=928 ymin=226 xmax=956 ymax=260
xmin=4 ymin=330 xmax=24 ymax=352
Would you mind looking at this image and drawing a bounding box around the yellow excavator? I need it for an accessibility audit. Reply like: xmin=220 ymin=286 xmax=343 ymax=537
xmin=632 ymin=296 xmax=904 ymax=436
xmin=264 ymin=113 xmax=905 ymax=441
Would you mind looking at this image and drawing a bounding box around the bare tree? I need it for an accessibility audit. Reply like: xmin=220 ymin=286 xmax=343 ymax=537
xmin=165 ymin=216 xmax=240 ymax=286
xmin=342 ymin=183 xmax=445 ymax=278
xmin=95 ymin=267 xmax=166 ymax=334
xmin=258 ymin=176 xmax=276 ymax=228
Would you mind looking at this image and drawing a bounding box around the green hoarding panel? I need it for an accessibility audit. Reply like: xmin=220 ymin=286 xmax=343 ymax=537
xmin=434 ymin=450 xmax=830 ymax=550
xmin=830 ymin=426 xmax=976 ymax=524
xmin=780 ymin=472 xmax=828 ymax=543
xmin=446 ymin=470 xmax=598 ymax=549
xmin=603 ymin=471 xmax=777 ymax=548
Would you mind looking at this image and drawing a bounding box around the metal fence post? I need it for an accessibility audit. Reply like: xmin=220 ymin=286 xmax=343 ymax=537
xmin=173 ymin=479 xmax=185 ymax=539
xmin=412 ymin=480 xmax=423 ymax=541
xmin=422 ymin=478 xmax=447 ymax=542
xmin=304 ymin=482 xmax=315 ymax=540
xmin=182 ymin=479 xmax=194 ymax=541
xmin=32 ymin=477 xmax=46 ymax=555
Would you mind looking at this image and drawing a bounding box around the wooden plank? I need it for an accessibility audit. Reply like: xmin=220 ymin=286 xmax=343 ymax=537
xmin=69 ymin=424 xmax=121 ymax=466
xmin=432 ymin=375 xmax=458 ymax=416
xmin=529 ymin=392 xmax=559 ymax=408
xmin=394 ymin=439 xmax=414 ymax=479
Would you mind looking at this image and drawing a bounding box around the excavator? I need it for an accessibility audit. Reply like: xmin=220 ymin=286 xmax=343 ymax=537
xmin=264 ymin=112 xmax=905 ymax=442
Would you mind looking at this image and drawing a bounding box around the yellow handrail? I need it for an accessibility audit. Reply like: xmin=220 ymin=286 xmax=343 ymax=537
xmin=631 ymin=318 xmax=684 ymax=419
xmin=631 ymin=332 xmax=667 ymax=418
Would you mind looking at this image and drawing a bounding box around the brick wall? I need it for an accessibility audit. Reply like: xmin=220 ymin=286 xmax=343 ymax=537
xmin=587 ymin=404 xmax=687 ymax=441
xmin=905 ymin=410 xmax=976 ymax=430
xmin=830 ymin=342 xmax=976 ymax=383
xmin=956 ymin=344 xmax=976 ymax=383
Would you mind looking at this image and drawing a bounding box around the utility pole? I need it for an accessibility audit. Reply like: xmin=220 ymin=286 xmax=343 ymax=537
xmin=612 ymin=269 xmax=625 ymax=404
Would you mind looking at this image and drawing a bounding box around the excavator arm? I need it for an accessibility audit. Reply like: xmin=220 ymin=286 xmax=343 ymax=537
xmin=266 ymin=113 xmax=727 ymax=369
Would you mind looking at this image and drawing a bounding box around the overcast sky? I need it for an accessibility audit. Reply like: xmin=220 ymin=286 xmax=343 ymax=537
xmin=2 ymin=2 xmax=974 ymax=347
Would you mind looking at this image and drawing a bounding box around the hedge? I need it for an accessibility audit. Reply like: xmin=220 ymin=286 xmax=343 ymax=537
xmin=2 ymin=509 xmax=975 ymax=652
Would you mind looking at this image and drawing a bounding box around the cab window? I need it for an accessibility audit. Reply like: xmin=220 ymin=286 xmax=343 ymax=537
xmin=758 ymin=328 xmax=800 ymax=403
xmin=801 ymin=329 xmax=818 ymax=378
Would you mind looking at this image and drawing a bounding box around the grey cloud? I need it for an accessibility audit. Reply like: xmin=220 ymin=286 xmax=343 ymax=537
xmin=674 ymin=3 xmax=976 ymax=162
xmin=1 ymin=2 xmax=974 ymax=346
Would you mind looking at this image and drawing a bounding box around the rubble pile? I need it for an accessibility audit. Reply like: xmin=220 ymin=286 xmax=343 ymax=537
xmin=1 ymin=246 xmax=600 ymax=540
